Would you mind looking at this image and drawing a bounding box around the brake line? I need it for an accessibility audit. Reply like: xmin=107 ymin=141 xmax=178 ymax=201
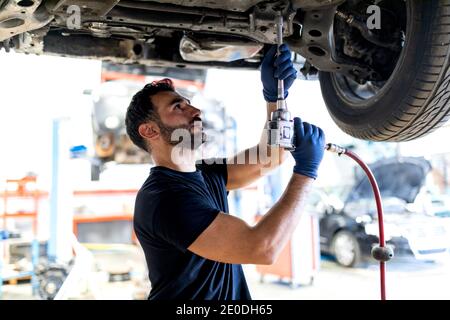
xmin=325 ymin=143 xmax=394 ymax=300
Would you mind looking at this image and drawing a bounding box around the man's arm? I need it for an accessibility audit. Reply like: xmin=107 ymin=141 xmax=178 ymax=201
xmin=189 ymin=174 xmax=312 ymax=264
xmin=189 ymin=118 xmax=325 ymax=265
xmin=226 ymin=102 xmax=288 ymax=190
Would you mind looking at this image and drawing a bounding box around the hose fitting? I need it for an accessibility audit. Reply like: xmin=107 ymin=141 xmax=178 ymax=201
xmin=371 ymin=245 xmax=394 ymax=262
xmin=325 ymin=143 xmax=346 ymax=155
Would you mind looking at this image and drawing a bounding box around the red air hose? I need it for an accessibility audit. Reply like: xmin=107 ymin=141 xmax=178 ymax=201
xmin=325 ymin=144 xmax=394 ymax=300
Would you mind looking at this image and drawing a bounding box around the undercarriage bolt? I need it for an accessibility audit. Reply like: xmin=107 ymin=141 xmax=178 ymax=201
xmin=371 ymin=245 xmax=394 ymax=262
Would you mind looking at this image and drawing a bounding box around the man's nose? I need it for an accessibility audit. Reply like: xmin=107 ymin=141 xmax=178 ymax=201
xmin=189 ymin=105 xmax=202 ymax=118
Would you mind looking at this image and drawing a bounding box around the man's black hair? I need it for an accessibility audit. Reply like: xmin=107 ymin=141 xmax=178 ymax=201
xmin=125 ymin=78 xmax=175 ymax=153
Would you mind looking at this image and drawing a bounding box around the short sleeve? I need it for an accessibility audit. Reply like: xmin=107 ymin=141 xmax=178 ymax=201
xmin=153 ymin=192 xmax=220 ymax=252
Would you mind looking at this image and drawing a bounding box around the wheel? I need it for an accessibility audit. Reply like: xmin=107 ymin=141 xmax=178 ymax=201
xmin=331 ymin=230 xmax=361 ymax=268
xmin=319 ymin=0 xmax=450 ymax=141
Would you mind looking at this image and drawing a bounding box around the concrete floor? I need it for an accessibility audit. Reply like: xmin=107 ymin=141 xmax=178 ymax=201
xmin=245 ymin=257 xmax=450 ymax=300
xmin=2 ymin=254 xmax=450 ymax=300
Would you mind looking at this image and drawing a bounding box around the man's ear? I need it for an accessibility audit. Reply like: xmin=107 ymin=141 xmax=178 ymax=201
xmin=138 ymin=122 xmax=159 ymax=141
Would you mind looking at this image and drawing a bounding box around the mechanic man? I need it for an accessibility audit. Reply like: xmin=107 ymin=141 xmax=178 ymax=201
xmin=125 ymin=44 xmax=325 ymax=300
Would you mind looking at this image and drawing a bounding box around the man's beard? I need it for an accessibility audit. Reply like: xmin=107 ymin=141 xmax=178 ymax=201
xmin=157 ymin=119 xmax=207 ymax=150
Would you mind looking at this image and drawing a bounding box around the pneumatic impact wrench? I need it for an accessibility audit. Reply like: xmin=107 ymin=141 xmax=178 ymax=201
xmin=266 ymin=13 xmax=295 ymax=151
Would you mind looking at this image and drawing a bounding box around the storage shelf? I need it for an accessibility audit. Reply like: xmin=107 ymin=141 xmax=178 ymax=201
xmin=1 ymin=212 xmax=38 ymax=218
xmin=1 ymin=176 xmax=40 ymax=297
xmin=1 ymin=271 xmax=33 ymax=281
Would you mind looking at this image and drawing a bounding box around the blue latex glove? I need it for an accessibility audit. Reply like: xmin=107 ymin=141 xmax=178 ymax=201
xmin=261 ymin=44 xmax=297 ymax=102
xmin=291 ymin=117 xmax=325 ymax=179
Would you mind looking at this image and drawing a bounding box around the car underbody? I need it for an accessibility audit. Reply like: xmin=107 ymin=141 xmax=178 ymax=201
xmin=2 ymin=0 xmax=450 ymax=143
xmin=0 ymin=0 xmax=403 ymax=83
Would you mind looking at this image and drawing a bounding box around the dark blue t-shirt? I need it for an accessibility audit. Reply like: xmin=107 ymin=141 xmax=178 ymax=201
xmin=133 ymin=159 xmax=251 ymax=300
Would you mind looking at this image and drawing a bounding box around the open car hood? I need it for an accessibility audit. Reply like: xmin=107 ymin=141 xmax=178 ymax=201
xmin=346 ymin=157 xmax=432 ymax=204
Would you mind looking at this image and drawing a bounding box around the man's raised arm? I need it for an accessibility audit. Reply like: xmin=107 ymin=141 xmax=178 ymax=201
xmin=189 ymin=117 xmax=325 ymax=264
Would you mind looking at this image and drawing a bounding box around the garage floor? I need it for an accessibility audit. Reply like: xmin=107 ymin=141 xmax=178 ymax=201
xmin=245 ymin=257 xmax=450 ymax=300
xmin=2 ymin=253 xmax=450 ymax=300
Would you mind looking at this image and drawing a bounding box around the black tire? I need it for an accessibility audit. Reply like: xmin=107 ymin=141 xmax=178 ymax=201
xmin=319 ymin=0 xmax=450 ymax=141
xmin=331 ymin=230 xmax=361 ymax=267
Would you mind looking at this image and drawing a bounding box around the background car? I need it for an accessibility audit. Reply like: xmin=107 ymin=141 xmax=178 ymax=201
xmin=2 ymin=0 xmax=450 ymax=141
xmin=312 ymin=157 xmax=450 ymax=267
